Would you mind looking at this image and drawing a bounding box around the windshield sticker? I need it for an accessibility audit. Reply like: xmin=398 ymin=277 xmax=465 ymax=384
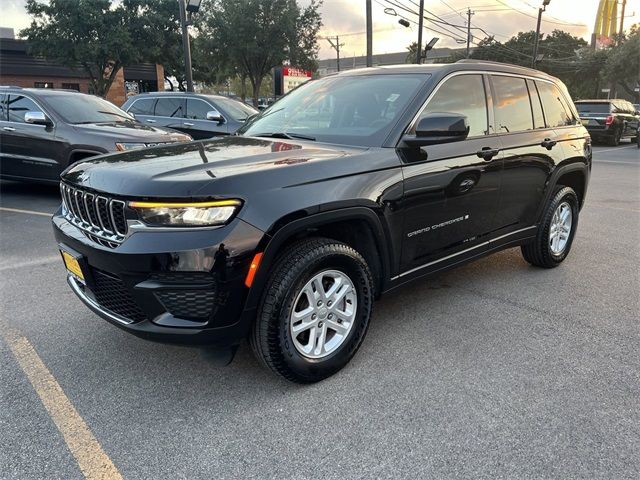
xmin=386 ymin=93 xmax=400 ymax=102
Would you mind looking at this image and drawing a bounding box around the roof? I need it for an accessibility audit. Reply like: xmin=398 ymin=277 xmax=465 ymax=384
xmin=317 ymin=47 xmax=462 ymax=72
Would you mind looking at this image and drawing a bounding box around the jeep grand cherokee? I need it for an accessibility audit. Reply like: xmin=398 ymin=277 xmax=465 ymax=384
xmin=53 ymin=60 xmax=591 ymax=383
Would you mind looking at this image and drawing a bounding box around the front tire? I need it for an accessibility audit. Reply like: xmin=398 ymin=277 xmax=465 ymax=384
xmin=521 ymin=186 xmax=579 ymax=268
xmin=250 ymin=238 xmax=374 ymax=383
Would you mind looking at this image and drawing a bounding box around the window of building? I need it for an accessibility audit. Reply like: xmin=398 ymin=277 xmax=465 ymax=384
xmin=34 ymin=82 xmax=54 ymax=89
xmin=7 ymin=95 xmax=44 ymax=123
xmin=536 ymin=81 xmax=574 ymax=127
xmin=61 ymin=83 xmax=80 ymax=91
xmin=492 ymin=75 xmax=534 ymax=133
xmin=414 ymin=74 xmax=488 ymax=137
xmin=154 ymin=97 xmax=185 ymax=117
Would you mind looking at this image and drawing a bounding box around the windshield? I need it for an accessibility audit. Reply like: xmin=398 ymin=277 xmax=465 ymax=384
xmin=575 ymin=103 xmax=611 ymax=114
xmin=213 ymin=96 xmax=257 ymax=121
xmin=239 ymin=74 xmax=428 ymax=147
xmin=45 ymin=94 xmax=135 ymax=124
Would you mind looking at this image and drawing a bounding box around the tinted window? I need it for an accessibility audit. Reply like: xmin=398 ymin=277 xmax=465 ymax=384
xmin=44 ymin=94 xmax=133 ymax=124
xmin=0 ymin=94 xmax=5 ymax=121
xmin=186 ymin=98 xmax=213 ymax=120
xmin=241 ymin=74 xmax=426 ymax=147
xmin=155 ymin=98 xmax=185 ymax=117
xmin=537 ymin=82 xmax=573 ymax=127
xmin=575 ymin=103 xmax=611 ymax=114
xmin=415 ymin=74 xmax=488 ymax=137
xmin=492 ymin=75 xmax=533 ymax=133
xmin=527 ymin=79 xmax=545 ymax=129
xmin=7 ymin=95 xmax=43 ymax=123
xmin=128 ymin=98 xmax=156 ymax=115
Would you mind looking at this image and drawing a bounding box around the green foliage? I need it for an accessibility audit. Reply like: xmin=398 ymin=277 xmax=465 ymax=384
xmin=603 ymin=25 xmax=640 ymax=100
xmin=20 ymin=0 xmax=175 ymax=97
xmin=197 ymin=0 xmax=322 ymax=106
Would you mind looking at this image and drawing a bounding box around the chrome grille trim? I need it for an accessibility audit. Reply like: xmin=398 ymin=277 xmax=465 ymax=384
xmin=61 ymin=183 xmax=127 ymax=247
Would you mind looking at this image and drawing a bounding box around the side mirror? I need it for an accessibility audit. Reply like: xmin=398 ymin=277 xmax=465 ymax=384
xmin=24 ymin=111 xmax=51 ymax=126
xmin=403 ymin=113 xmax=469 ymax=147
xmin=206 ymin=110 xmax=225 ymax=123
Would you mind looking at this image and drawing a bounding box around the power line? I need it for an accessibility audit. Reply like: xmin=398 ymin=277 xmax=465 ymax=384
xmin=494 ymin=0 xmax=586 ymax=27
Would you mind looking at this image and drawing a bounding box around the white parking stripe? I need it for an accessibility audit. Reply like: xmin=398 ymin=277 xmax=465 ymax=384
xmin=593 ymin=144 xmax=637 ymax=154
xmin=0 ymin=206 xmax=52 ymax=217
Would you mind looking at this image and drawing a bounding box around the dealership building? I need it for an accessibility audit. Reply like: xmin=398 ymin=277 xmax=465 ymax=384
xmin=0 ymin=30 xmax=164 ymax=106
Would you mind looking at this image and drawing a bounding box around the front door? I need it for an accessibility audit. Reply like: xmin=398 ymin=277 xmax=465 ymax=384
xmin=184 ymin=98 xmax=228 ymax=139
xmin=399 ymin=73 xmax=503 ymax=274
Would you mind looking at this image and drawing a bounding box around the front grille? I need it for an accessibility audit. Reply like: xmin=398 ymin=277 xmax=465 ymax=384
xmin=91 ymin=269 xmax=147 ymax=323
xmin=61 ymin=183 xmax=127 ymax=248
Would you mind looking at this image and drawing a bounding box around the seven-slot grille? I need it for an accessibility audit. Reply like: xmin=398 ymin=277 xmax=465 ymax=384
xmin=60 ymin=183 xmax=127 ymax=248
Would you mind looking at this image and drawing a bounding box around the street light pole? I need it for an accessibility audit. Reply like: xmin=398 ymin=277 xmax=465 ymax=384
xmin=532 ymin=0 xmax=550 ymax=69
xmin=179 ymin=0 xmax=194 ymax=92
xmin=366 ymin=0 xmax=373 ymax=67
xmin=466 ymin=8 xmax=474 ymax=58
xmin=416 ymin=0 xmax=424 ymax=64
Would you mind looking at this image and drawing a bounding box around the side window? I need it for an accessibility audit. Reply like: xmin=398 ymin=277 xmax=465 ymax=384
xmin=413 ymin=74 xmax=488 ymax=137
xmin=186 ymin=99 xmax=215 ymax=120
xmin=128 ymin=98 xmax=155 ymax=115
xmin=7 ymin=95 xmax=43 ymax=123
xmin=492 ymin=75 xmax=533 ymax=133
xmin=0 ymin=94 xmax=6 ymax=121
xmin=526 ymin=79 xmax=545 ymax=129
xmin=537 ymin=82 xmax=573 ymax=127
xmin=154 ymin=97 xmax=185 ymax=118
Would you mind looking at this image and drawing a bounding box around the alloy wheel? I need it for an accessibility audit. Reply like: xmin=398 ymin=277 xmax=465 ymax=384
xmin=549 ymin=201 xmax=573 ymax=255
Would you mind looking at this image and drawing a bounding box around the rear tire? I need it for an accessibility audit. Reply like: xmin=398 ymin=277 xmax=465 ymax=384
xmin=608 ymin=128 xmax=622 ymax=146
xmin=250 ymin=237 xmax=373 ymax=383
xmin=521 ymin=186 xmax=579 ymax=268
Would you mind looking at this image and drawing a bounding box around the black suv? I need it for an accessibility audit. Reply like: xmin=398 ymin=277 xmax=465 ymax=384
xmin=121 ymin=92 xmax=258 ymax=140
xmin=0 ymin=88 xmax=191 ymax=183
xmin=53 ymin=61 xmax=591 ymax=383
xmin=575 ymin=99 xmax=639 ymax=146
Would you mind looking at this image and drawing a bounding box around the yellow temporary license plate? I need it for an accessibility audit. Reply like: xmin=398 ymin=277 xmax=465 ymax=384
xmin=61 ymin=250 xmax=85 ymax=282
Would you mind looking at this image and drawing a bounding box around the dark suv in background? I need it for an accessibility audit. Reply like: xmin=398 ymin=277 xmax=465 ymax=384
xmin=575 ymin=99 xmax=639 ymax=146
xmin=53 ymin=60 xmax=591 ymax=383
xmin=122 ymin=92 xmax=258 ymax=140
xmin=0 ymin=87 xmax=191 ymax=183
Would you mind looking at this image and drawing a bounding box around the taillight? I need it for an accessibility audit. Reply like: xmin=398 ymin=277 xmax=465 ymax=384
xmin=605 ymin=115 xmax=614 ymax=125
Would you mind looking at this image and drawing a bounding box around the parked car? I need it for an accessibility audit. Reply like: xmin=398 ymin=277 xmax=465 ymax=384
xmin=53 ymin=60 xmax=591 ymax=383
xmin=0 ymin=87 xmax=191 ymax=183
xmin=575 ymin=99 xmax=639 ymax=146
xmin=122 ymin=92 xmax=258 ymax=140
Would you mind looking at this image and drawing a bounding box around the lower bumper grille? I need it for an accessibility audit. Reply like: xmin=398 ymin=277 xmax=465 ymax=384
xmin=91 ymin=269 xmax=147 ymax=323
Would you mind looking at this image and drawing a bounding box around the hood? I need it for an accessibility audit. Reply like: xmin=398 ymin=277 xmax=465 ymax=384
xmin=73 ymin=121 xmax=191 ymax=143
xmin=62 ymin=136 xmax=374 ymax=198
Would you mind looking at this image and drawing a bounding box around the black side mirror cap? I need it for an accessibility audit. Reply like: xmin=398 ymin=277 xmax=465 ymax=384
xmin=401 ymin=112 xmax=470 ymax=147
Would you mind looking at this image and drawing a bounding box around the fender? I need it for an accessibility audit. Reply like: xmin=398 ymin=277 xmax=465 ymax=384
xmin=66 ymin=148 xmax=107 ymax=167
xmin=242 ymin=207 xmax=392 ymax=312
xmin=534 ymin=159 xmax=589 ymax=224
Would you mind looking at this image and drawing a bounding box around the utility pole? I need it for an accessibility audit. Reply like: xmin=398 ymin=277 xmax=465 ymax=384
xmin=327 ymin=36 xmax=344 ymax=72
xmin=178 ymin=0 xmax=194 ymax=92
xmin=366 ymin=0 xmax=373 ymax=67
xmin=532 ymin=0 xmax=550 ymax=69
xmin=466 ymin=8 xmax=474 ymax=58
xmin=416 ymin=0 xmax=424 ymax=64
xmin=619 ymin=0 xmax=627 ymax=37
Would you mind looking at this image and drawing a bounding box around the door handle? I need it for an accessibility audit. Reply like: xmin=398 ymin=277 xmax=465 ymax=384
xmin=146 ymin=119 xmax=156 ymax=123
xmin=541 ymin=138 xmax=557 ymax=150
xmin=2 ymin=126 xmax=16 ymax=132
xmin=184 ymin=122 xmax=194 ymax=127
xmin=476 ymin=147 xmax=500 ymax=161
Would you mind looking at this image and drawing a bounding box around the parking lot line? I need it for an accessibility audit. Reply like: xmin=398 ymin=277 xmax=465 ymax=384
xmin=593 ymin=144 xmax=637 ymax=154
xmin=0 ymin=206 xmax=52 ymax=217
xmin=2 ymin=325 xmax=123 ymax=480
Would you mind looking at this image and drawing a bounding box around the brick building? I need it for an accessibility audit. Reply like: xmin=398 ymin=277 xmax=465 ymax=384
xmin=0 ymin=37 xmax=164 ymax=106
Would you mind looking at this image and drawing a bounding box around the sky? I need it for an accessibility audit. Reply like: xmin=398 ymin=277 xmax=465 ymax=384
xmin=2 ymin=0 xmax=639 ymax=60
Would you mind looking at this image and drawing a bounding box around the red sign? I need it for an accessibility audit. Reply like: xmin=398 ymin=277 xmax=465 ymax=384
xmin=282 ymin=67 xmax=312 ymax=78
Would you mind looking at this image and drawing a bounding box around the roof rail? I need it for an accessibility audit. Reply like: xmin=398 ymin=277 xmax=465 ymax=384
xmin=455 ymin=59 xmax=543 ymax=74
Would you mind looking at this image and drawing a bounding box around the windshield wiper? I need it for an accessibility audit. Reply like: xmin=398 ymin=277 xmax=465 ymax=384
xmin=254 ymin=132 xmax=316 ymax=141
xmin=96 ymin=110 xmax=133 ymax=120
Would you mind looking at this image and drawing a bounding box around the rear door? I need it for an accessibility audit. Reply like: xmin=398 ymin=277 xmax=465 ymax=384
xmin=151 ymin=97 xmax=187 ymax=133
xmin=0 ymin=93 xmax=64 ymax=181
xmin=490 ymin=75 xmax=561 ymax=233
xmin=400 ymin=73 xmax=503 ymax=273
xmin=184 ymin=98 xmax=228 ymax=139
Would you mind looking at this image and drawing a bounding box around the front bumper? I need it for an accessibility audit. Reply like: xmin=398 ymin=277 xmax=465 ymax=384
xmin=53 ymin=211 xmax=265 ymax=346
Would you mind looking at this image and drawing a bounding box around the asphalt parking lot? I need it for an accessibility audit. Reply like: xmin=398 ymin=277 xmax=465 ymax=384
xmin=1 ymin=142 xmax=639 ymax=479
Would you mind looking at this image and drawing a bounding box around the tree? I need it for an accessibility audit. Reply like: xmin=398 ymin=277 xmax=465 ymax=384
xmin=20 ymin=0 xmax=177 ymax=97
xmin=199 ymin=0 xmax=322 ymax=106
xmin=603 ymin=24 xmax=640 ymax=101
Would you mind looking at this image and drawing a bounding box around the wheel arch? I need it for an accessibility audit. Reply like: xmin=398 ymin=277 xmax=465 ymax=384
xmin=67 ymin=149 xmax=105 ymax=167
xmin=243 ymin=207 xmax=392 ymax=312
xmin=536 ymin=161 xmax=589 ymax=223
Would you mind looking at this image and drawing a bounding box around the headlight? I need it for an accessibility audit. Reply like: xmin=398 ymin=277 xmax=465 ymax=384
xmin=129 ymin=200 xmax=242 ymax=227
xmin=116 ymin=142 xmax=147 ymax=151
